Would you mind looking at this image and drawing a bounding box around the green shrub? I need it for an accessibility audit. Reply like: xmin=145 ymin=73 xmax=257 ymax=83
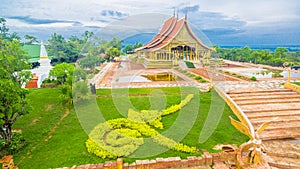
xmin=194 ymin=76 xmax=202 ymax=80
xmin=199 ymin=79 xmax=207 ymax=83
xmin=185 ymin=61 xmax=195 ymax=68
xmin=182 ymin=70 xmax=188 ymax=74
xmin=249 ymin=76 xmax=257 ymax=81
xmin=7 ymin=132 xmax=25 ymax=154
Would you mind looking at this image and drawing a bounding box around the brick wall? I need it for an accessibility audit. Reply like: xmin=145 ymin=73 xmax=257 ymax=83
xmin=55 ymin=151 xmax=237 ymax=169
xmin=25 ymin=75 xmax=38 ymax=88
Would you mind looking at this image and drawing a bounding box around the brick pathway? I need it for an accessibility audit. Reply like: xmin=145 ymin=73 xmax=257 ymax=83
xmin=94 ymin=61 xmax=211 ymax=92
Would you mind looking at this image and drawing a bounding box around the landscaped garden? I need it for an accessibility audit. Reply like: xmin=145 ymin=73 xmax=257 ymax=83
xmin=11 ymin=87 xmax=248 ymax=168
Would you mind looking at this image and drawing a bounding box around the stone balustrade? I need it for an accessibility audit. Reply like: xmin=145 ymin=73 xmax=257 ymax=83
xmin=284 ymin=82 xmax=300 ymax=94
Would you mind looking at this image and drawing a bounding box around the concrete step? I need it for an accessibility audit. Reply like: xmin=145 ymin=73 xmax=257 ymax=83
xmin=227 ymin=87 xmax=300 ymax=141
xmin=232 ymin=95 xmax=300 ymax=101
xmin=249 ymin=114 xmax=300 ymax=122
xmin=227 ymin=88 xmax=292 ymax=94
xmin=236 ymin=98 xmax=300 ymax=105
xmin=247 ymin=110 xmax=300 ymax=119
xmin=244 ymin=108 xmax=300 ymax=114
xmin=260 ymin=129 xmax=300 ymax=140
xmin=253 ymin=121 xmax=300 ymax=131
xmin=240 ymin=103 xmax=300 ymax=112
xmin=251 ymin=116 xmax=300 ymax=124
xmin=229 ymin=91 xmax=298 ymax=98
xmin=265 ymin=140 xmax=300 ymax=168
xmin=268 ymin=161 xmax=300 ymax=169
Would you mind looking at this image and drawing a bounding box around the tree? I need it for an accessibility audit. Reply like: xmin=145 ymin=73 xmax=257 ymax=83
xmin=124 ymin=44 xmax=133 ymax=53
xmin=0 ymin=18 xmax=20 ymax=41
xmin=9 ymin=32 xmax=21 ymax=41
xmin=48 ymin=33 xmax=80 ymax=64
xmin=0 ymin=39 xmax=32 ymax=144
xmin=49 ymin=63 xmax=75 ymax=85
xmin=133 ymin=42 xmax=143 ymax=50
xmin=24 ymin=34 xmax=38 ymax=44
xmin=108 ymin=37 xmax=122 ymax=50
xmin=0 ymin=18 xmax=9 ymax=39
xmin=49 ymin=63 xmax=75 ymax=105
xmin=106 ymin=47 xmax=120 ymax=60
xmin=78 ymin=54 xmax=104 ymax=69
xmin=73 ymin=67 xmax=87 ymax=82
xmin=47 ymin=33 xmax=67 ymax=58
xmin=82 ymin=31 xmax=94 ymax=43
xmin=275 ymin=47 xmax=288 ymax=58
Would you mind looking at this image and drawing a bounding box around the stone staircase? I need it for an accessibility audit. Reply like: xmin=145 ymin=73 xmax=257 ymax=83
xmin=226 ymin=87 xmax=300 ymax=168
xmin=227 ymin=88 xmax=300 ymax=141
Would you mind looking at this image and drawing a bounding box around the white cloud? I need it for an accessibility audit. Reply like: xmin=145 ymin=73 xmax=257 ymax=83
xmin=2 ymin=0 xmax=299 ymax=25
xmin=1 ymin=0 xmax=299 ymax=45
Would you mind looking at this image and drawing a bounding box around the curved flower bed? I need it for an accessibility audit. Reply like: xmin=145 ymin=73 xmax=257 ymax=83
xmin=86 ymin=94 xmax=197 ymax=159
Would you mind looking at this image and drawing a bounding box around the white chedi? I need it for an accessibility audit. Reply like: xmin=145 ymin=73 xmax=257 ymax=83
xmin=31 ymin=42 xmax=53 ymax=88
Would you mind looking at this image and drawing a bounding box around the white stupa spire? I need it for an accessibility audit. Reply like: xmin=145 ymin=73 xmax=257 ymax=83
xmin=30 ymin=42 xmax=52 ymax=88
xmin=40 ymin=41 xmax=48 ymax=59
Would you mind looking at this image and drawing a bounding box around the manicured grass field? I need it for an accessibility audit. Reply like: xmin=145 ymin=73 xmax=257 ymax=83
xmin=12 ymin=87 xmax=247 ymax=168
xmin=292 ymin=82 xmax=300 ymax=86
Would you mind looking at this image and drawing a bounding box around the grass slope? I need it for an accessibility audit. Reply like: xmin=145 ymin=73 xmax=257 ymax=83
xmin=12 ymin=87 xmax=247 ymax=168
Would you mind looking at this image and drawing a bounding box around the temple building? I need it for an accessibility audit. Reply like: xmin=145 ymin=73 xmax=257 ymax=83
xmin=135 ymin=15 xmax=212 ymax=68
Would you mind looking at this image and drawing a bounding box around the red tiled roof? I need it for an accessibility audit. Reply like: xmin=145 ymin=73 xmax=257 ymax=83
xmin=136 ymin=16 xmax=211 ymax=52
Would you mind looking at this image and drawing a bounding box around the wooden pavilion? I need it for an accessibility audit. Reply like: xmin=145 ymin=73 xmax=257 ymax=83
xmin=135 ymin=15 xmax=212 ymax=68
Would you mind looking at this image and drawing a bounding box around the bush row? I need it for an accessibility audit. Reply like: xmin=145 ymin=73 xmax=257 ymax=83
xmin=161 ymin=94 xmax=193 ymax=116
xmin=194 ymin=76 xmax=207 ymax=83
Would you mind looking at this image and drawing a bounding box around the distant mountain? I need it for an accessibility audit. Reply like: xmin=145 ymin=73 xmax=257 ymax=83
xmin=122 ymin=33 xmax=156 ymax=46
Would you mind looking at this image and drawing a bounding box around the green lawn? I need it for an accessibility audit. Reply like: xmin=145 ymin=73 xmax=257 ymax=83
xmin=292 ymin=82 xmax=300 ymax=86
xmin=12 ymin=87 xmax=247 ymax=168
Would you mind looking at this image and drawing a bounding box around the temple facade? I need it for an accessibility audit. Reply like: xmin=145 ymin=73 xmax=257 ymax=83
xmin=135 ymin=15 xmax=212 ymax=68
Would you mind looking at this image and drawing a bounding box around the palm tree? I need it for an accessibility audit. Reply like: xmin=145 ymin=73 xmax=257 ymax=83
xmin=24 ymin=34 xmax=38 ymax=44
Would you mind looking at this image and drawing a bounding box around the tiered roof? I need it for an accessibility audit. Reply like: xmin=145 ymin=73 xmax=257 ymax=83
xmin=136 ymin=16 xmax=211 ymax=52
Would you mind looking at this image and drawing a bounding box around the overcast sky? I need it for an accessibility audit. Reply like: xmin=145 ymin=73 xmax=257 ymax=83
xmin=1 ymin=0 xmax=300 ymax=46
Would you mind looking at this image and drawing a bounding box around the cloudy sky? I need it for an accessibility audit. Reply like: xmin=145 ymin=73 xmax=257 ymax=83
xmin=1 ymin=0 xmax=300 ymax=46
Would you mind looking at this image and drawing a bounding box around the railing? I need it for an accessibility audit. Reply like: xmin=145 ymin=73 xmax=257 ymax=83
xmin=284 ymin=82 xmax=300 ymax=94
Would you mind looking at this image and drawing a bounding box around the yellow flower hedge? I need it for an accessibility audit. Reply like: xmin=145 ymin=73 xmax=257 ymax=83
xmin=86 ymin=94 xmax=197 ymax=159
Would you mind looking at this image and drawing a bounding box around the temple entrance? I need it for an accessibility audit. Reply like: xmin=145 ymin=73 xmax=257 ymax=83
xmin=171 ymin=45 xmax=196 ymax=61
